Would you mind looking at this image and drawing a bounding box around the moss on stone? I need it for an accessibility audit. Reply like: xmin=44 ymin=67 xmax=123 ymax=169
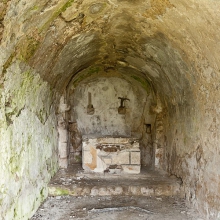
xmin=39 ymin=0 xmax=74 ymax=32
xmin=2 ymin=50 xmax=17 ymax=73
xmin=30 ymin=5 xmax=39 ymax=11
xmin=131 ymin=75 xmax=151 ymax=93
xmin=9 ymin=156 xmax=19 ymax=174
xmin=19 ymin=37 xmax=40 ymax=61
xmin=74 ymin=155 xmax=82 ymax=163
xmin=3 ymin=37 xmax=40 ymax=73
xmin=49 ymin=187 xmax=70 ymax=196
xmin=71 ymin=66 xmax=101 ymax=87
xmin=4 ymin=70 xmax=35 ymax=125
xmin=40 ymin=187 xmax=48 ymax=202
xmin=87 ymin=66 xmax=100 ymax=75
xmin=13 ymin=208 xmax=17 ymax=218
xmin=61 ymin=0 xmax=75 ymax=12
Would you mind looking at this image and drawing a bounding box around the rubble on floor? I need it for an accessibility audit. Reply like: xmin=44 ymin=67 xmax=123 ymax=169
xmin=31 ymin=195 xmax=203 ymax=220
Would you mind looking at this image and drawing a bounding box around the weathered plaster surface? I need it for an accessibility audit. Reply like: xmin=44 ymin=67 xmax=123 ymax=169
xmin=82 ymin=137 xmax=140 ymax=173
xmin=0 ymin=62 xmax=59 ymax=219
xmin=70 ymin=77 xmax=153 ymax=137
xmin=68 ymin=77 xmax=155 ymax=167
xmin=0 ymin=0 xmax=220 ymax=219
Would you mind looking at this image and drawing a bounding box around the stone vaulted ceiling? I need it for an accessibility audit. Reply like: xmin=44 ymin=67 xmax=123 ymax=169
xmin=1 ymin=0 xmax=220 ymax=219
xmin=2 ymin=0 xmax=220 ymax=108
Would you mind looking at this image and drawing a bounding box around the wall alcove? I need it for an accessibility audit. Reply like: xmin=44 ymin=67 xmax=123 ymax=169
xmin=65 ymin=75 xmax=159 ymax=172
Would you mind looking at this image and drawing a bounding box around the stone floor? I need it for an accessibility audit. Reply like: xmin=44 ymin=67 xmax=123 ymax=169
xmin=31 ymin=196 xmax=203 ymax=220
xmin=48 ymin=165 xmax=184 ymax=197
xmin=31 ymin=165 xmax=204 ymax=220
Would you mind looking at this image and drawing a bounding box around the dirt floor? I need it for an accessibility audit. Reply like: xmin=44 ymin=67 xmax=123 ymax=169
xmin=31 ymin=195 xmax=204 ymax=220
xmin=31 ymin=165 xmax=204 ymax=220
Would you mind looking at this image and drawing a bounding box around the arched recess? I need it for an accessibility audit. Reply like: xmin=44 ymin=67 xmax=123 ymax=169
xmin=66 ymin=70 xmax=156 ymax=169
xmin=36 ymin=22 xmax=195 ymax=170
xmin=48 ymin=27 xmax=195 ymax=170
xmin=3 ymin=0 xmax=220 ymax=218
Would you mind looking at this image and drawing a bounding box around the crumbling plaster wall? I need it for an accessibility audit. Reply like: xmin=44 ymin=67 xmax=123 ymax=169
xmin=163 ymin=78 xmax=220 ymax=219
xmin=0 ymin=0 xmax=220 ymax=219
xmin=150 ymin=2 xmax=220 ymax=219
xmin=0 ymin=61 xmax=59 ymax=219
xmin=68 ymin=76 xmax=156 ymax=166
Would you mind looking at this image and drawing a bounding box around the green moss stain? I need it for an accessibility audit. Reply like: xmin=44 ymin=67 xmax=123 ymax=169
xmin=19 ymin=37 xmax=40 ymax=61
xmin=87 ymin=66 xmax=100 ymax=75
xmin=62 ymin=0 xmax=75 ymax=11
xmin=74 ymin=155 xmax=82 ymax=163
xmin=40 ymin=0 xmax=74 ymax=32
xmin=13 ymin=208 xmax=17 ymax=218
xmin=49 ymin=187 xmax=70 ymax=196
xmin=2 ymin=51 xmax=17 ymax=73
xmin=12 ymin=71 xmax=34 ymax=109
xmin=71 ymin=66 xmax=101 ymax=86
xmin=3 ymin=37 xmax=40 ymax=74
xmin=4 ymin=70 xmax=50 ymax=125
xmin=9 ymin=156 xmax=19 ymax=174
xmin=39 ymin=187 xmax=48 ymax=202
xmin=131 ymin=75 xmax=151 ymax=93
xmin=30 ymin=5 xmax=39 ymax=11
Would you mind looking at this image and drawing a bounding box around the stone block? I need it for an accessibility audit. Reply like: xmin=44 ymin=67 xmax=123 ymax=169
xmin=130 ymin=142 xmax=140 ymax=151
xmin=122 ymin=165 xmax=140 ymax=174
xmin=94 ymin=155 xmax=107 ymax=172
xmin=131 ymin=152 xmax=141 ymax=164
xmin=129 ymin=186 xmax=141 ymax=195
xmin=155 ymin=186 xmax=171 ymax=196
xmin=141 ymin=187 xmax=154 ymax=196
xmin=82 ymin=138 xmax=140 ymax=173
xmin=155 ymin=148 xmax=164 ymax=168
xmin=83 ymin=151 xmax=93 ymax=164
xmin=112 ymin=152 xmax=130 ymax=164
xmin=102 ymin=157 xmax=112 ymax=165
xmin=81 ymin=187 xmax=90 ymax=196
xmin=97 ymin=137 xmax=129 ymax=144
xmin=58 ymin=128 xmax=68 ymax=143
xmin=58 ymin=143 xmax=67 ymax=158
xmin=112 ymin=186 xmax=123 ymax=195
xmin=91 ymin=187 xmax=99 ymax=196
xmin=98 ymin=187 xmax=111 ymax=196
xmin=59 ymin=158 xmax=68 ymax=169
xmin=82 ymin=143 xmax=94 ymax=151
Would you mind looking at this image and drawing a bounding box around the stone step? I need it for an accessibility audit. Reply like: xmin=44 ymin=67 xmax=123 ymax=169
xmin=48 ymin=165 xmax=183 ymax=197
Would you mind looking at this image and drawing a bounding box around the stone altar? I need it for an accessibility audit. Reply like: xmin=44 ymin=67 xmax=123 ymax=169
xmin=82 ymin=137 xmax=140 ymax=174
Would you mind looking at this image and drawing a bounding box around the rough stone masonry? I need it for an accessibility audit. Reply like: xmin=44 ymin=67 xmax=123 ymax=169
xmin=0 ymin=0 xmax=220 ymax=219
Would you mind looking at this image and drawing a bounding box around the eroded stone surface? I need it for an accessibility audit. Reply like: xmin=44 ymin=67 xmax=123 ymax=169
xmin=0 ymin=0 xmax=220 ymax=219
xmin=48 ymin=164 xmax=183 ymax=197
xmin=82 ymin=138 xmax=141 ymax=174
xmin=0 ymin=62 xmax=59 ymax=219
xmin=31 ymin=196 xmax=203 ymax=220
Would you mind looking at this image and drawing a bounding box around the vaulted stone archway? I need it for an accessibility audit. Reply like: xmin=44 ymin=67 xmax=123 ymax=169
xmin=0 ymin=0 xmax=220 ymax=219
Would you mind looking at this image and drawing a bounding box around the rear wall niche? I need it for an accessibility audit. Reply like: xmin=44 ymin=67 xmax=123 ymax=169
xmin=69 ymin=77 xmax=155 ymax=164
xmin=68 ymin=77 xmax=155 ymax=164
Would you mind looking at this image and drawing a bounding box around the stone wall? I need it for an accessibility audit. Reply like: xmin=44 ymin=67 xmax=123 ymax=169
xmin=1 ymin=0 xmax=220 ymax=219
xmin=0 ymin=62 xmax=59 ymax=219
xmin=68 ymin=77 xmax=156 ymax=166
xmin=164 ymin=79 xmax=220 ymax=219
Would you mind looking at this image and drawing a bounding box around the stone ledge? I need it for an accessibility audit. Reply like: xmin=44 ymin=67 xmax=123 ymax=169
xmin=48 ymin=184 xmax=183 ymax=197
